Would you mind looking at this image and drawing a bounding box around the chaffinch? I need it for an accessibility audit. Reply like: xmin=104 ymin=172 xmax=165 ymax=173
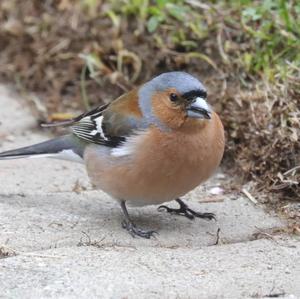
xmin=0 ymin=72 xmax=225 ymax=238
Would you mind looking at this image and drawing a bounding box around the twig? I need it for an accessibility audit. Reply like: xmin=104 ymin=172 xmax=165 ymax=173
xmin=264 ymin=292 xmax=286 ymax=298
xmin=283 ymin=165 xmax=300 ymax=176
xmin=217 ymin=27 xmax=229 ymax=64
xmin=253 ymin=226 xmax=281 ymax=246
xmin=21 ymin=252 xmax=65 ymax=259
xmin=199 ymin=197 xmax=224 ymax=203
xmin=212 ymin=228 xmax=221 ymax=245
xmin=242 ymin=188 xmax=258 ymax=205
xmin=185 ymin=0 xmax=211 ymax=10
xmin=0 ymin=245 xmax=64 ymax=259
xmin=254 ymin=227 xmax=275 ymax=240
xmin=80 ymin=64 xmax=91 ymax=110
xmin=285 ymin=60 xmax=300 ymax=72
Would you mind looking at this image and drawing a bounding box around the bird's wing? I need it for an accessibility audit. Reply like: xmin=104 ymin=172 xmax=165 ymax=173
xmin=70 ymin=104 xmax=127 ymax=147
xmin=43 ymin=90 xmax=146 ymax=147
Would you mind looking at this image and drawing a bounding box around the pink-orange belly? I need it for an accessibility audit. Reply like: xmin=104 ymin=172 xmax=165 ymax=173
xmin=84 ymin=124 xmax=224 ymax=206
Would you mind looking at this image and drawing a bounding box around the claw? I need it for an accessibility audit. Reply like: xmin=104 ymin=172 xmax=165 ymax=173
xmin=122 ymin=220 xmax=157 ymax=239
xmin=120 ymin=200 xmax=157 ymax=239
xmin=187 ymin=209 xmax=216 ymax=221
xmin=157 ymin=205 xmax=171 ymax=212
xmin=158 ymin=198 xmax=216 ymax=221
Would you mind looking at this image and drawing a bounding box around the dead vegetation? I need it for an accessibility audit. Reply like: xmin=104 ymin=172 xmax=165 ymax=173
xmin=0 ymin=0 xmax=299 ymax=203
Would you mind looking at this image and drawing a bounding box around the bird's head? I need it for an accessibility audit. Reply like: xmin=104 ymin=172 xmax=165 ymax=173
xmin=139 ymin=72 xmax=212 ymax=131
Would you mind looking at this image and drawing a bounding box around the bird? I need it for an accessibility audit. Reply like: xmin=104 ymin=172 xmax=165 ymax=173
xmin=0 ymin=72 xmax=225 ymax=238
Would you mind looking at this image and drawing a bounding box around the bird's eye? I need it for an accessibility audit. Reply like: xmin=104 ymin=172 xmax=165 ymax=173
xmin=169 ymin=93 xmax=178 ymax=102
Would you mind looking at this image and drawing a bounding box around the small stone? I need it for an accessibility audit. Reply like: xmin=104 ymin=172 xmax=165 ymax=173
xmin=209 ymin=186 xmax=224 ymax=195
xmin=5 ymin=135 xmax=15 ymax=142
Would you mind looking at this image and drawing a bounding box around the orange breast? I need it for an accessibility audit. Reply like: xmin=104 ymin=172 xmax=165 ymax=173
xmin=84 ymin=112 xmax=224 ymax=206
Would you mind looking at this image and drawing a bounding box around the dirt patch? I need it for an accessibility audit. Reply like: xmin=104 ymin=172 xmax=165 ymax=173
xmin=0 ymin=246 xmax=17 ymax=259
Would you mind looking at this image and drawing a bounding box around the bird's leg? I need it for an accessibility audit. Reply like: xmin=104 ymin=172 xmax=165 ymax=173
xmin=120 ymin=201 xmax=157 ymax=239
xmin=158 ymin=198 xmax=216 ymax=221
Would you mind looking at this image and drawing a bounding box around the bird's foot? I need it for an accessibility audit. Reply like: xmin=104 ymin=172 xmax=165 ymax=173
xmin=120 ymin=200 xmax=157 ymax=239
xmin=158 ymin=198 xmax=216 ymax=221
xmin=122 ymin=220 xmax=157 ymax=239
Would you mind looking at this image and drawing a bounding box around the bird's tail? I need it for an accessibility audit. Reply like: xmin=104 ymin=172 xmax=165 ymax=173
xmin=0 ymin=135 xmax=84 ymax=163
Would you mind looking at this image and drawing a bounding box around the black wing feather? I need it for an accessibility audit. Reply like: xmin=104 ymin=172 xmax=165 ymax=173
xmin=42 ymin=103 xmax=125 ymax=147
xmin=70 ymin=105 xmax=125 ymax=147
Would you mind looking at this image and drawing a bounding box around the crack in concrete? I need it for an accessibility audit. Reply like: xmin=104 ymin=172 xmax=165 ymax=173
xmin=1 ymin=227 xmax=288 ymax=262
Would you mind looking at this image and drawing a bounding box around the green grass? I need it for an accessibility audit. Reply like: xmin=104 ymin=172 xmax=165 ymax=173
xmin=105 ymin=0 xmax=300 ymax=82
xmin=239 ymin=0 xmax=300 ymax=79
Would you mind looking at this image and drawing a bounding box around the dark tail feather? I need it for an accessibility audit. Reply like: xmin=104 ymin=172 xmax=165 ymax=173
xmin=0 ymin=135 xmax=84 ymax=162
